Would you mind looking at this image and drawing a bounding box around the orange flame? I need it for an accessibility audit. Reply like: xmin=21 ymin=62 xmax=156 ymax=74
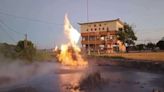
xmin=56 ymin=14 xmax=88 ymax=66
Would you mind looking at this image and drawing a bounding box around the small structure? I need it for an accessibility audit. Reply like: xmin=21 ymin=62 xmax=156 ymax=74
xmin=79 ymin=18 xmax=126 ymax=54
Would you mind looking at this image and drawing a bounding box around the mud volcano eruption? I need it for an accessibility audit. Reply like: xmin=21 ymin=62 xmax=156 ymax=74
xmin=55 ymin=14 xmax=88 ymax=66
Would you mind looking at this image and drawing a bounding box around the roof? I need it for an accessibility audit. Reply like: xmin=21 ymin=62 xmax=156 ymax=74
xmin=78 ymin=18 xmax=124 ymax=25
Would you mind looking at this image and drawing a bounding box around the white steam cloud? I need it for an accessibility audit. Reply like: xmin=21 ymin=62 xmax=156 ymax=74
xmin=0 ymin=56 xmax=59 ymax=86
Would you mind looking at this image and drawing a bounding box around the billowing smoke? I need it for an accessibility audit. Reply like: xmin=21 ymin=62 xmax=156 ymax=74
xmin=0 ymin=55 xmax=59 ymax=86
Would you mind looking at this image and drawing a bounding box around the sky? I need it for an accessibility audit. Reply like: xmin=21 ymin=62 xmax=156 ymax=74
xmin=0 ymin=0 xmax=164 ymax=49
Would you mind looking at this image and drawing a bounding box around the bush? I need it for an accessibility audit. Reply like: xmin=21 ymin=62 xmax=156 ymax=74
xmin=156 ymin=40 xmax=164 ymax=50
xmin=15 ymin=40 xmax=36 ymax=61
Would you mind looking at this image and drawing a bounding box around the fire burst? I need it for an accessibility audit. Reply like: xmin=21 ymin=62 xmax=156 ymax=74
xmin=55 ymin=14 xmax=88 ymax=66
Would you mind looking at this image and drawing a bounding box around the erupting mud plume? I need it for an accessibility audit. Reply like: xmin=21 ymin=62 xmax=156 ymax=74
xmin=55 ymin=14 xmax=88 ymax=66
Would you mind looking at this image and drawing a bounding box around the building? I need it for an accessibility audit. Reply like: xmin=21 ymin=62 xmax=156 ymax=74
xmin=79 ymin=18 xmax=126 ymax=54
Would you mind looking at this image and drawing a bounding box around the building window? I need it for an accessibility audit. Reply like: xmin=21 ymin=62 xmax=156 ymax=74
xmin=107 ymin=27 xmax=109 ymax=31
xmin=112 ymin=36 xmax=116 ymax=39
xmin=95 ymin=28 xmax=97 ymax=31
xmin=100 ymin=36 xmax=105 ymax=40
xmin=82 ymin=37 xmax=85 ymax=41
xmin=102 ymin=28 xmax=104 ymax=30
xmin=91 ymin=28 xmax=93 ymax=31
xmin=82 ymin=45 xmax=86 ymax=47
xmin=119 ymin=28 xmax=123 ymax=31
xmin=110 ymin=36 xmax=113 ymax=39
xmin=115 ymin=43 xmax=118 ymax=45
xmin=99 ymin=24 xmax=101 ymax=26
xmin=94 ymin=24 xmax=96 ymax=27
xmin=86 ymin=29 xmax=88 ymax=31
xmin=107 ymin=45 xmax=111 ymax=48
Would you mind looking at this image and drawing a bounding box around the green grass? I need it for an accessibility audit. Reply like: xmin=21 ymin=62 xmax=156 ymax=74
xmin=34 ymin=51 xmax=54 ymax=61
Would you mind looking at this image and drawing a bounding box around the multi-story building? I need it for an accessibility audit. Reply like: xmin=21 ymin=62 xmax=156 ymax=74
xmin=79 ymin=18 xmax=126 ymax=54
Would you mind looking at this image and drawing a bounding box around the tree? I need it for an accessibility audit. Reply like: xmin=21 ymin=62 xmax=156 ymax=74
xmin=146 ymin=42 xmax=156 ymax=51
xmin=0 ymin=43 xmax=16 ymax=58
xmin=136 ymin=44 xmax=146 ymax=51
xmin=161 ymin=37 xmax=164 ymax=41
xmin=117 ymin=23 xmax=137 ymax=52
xmin=156 ymin=40 xmax=164 ymax=50
xmin=15 ymin=40 xmax=36 ymax=61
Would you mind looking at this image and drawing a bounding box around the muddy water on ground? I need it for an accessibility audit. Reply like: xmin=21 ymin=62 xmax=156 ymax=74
xmin=0 ymin=65 xmax=164 ymax=92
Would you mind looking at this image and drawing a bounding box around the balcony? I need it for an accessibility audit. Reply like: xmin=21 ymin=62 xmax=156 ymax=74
xmin=81 ymin=31 xmax=117 ymax=36
xmin=81 ymin=39 xmax=117 ymax=45
xmin=81 ymin=40 xmax=102 ymax=44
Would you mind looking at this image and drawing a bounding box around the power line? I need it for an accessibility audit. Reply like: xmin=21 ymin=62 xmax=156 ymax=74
xmin=0 ymin=11 xmax=64 ymax=44
xmin=0 ymin=10 xmax=63 ymax=25
xmin=0 ymin=19 xmax=24 ymax=35
xmin=87 ymin=0 xmax=89 ymax=22
xmin=0 ymin=23 xmax=16 ymax=42
xmin=86 ymin=0 xmax=91 ymax=55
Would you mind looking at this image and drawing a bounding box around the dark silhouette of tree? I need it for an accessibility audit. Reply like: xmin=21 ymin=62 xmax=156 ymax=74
xmin=15 ymin=40 xmax=36 ymax=61
xmin=156 ymin=40 xmax=164 ymax=50
xmin=136 ymin=44 xmax=146 ymax=51
xmin=117 ymin=23 xmax=137 ymax=52
xmin=146 ymin=42 xmax=156 ymax=51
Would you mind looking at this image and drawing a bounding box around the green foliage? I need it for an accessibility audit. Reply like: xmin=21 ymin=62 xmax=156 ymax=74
xmin=34 ymin=50 xmax=53 ymax=61
xmin=15 ymin=40 xmax=36 ymax=61
xmin=117 ymin=23 xmax=137 ymax=52
xmin=156 ymin=40 xmax=164 ymax=50
xmin=0 ymin=41 xmax=54 ymax=62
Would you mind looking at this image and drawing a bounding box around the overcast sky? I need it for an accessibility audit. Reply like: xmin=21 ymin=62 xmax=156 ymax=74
xmin=0 ymin=0 xmax=164 ymax=49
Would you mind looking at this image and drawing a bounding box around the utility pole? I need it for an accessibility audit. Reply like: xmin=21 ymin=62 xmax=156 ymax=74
xmin=24 ymin=33 xmax=27 ymax=48
xmin=87 ymin=0 xmax=90 ymax=55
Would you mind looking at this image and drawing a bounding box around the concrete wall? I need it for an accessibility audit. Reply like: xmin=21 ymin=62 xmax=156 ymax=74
xmin=80 ymin=20 xmax=124 ymax=33
xmin=80 ymin=19 xmax=126 ymax=53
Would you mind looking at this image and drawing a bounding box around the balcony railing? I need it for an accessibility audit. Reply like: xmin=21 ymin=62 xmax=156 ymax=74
xmin=81 ymin=31 xmax=117 ymax=36
xmin=81 ymin=39 xmax=117 ymax=44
